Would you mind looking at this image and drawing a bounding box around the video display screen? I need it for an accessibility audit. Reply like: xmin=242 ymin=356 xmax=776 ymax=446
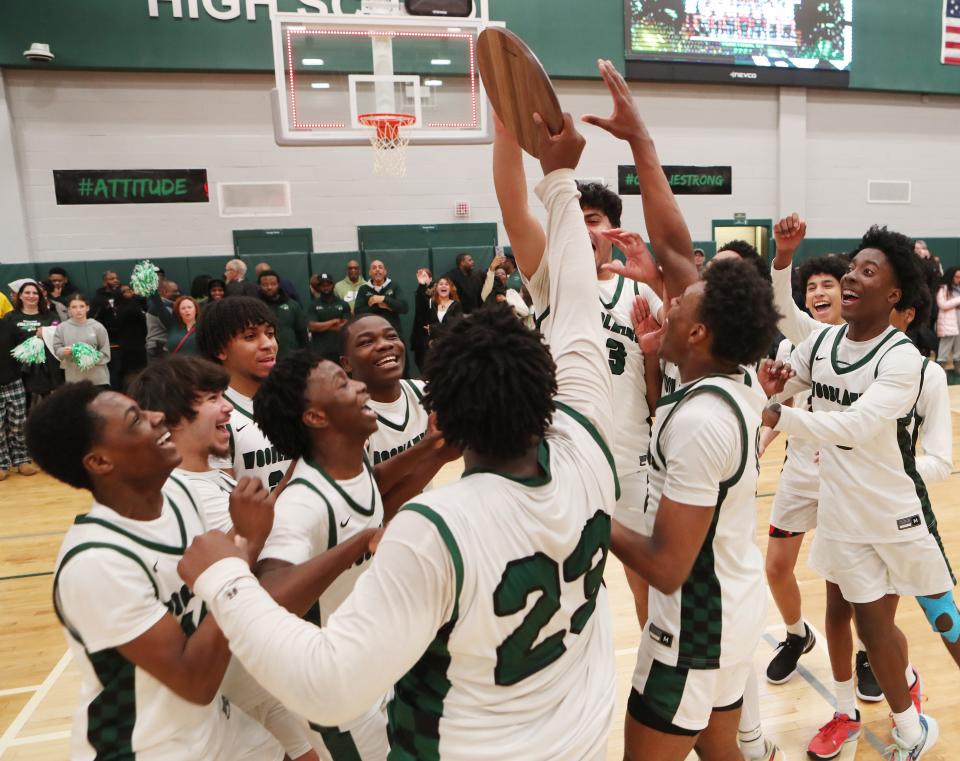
xmin=625 ymin=1 xmax=852 ymax=71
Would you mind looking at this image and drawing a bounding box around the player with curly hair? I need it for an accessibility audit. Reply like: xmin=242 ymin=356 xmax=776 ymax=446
xmin=609 ymin=256 xmax=780 ymax=760
xmin=763 ymin=219 xmax=947 ymax=759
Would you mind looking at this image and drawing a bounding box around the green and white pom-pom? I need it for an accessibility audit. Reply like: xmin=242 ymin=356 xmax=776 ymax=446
xmin=11 ymin=336 xmax=46 ymax=365
xmin=71 ymin=342 xmax=102 ymax=371
xmin=130 ymin=260 xmax=159 ymax=297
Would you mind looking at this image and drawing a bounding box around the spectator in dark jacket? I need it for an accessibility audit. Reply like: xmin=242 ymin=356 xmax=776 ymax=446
xmin=224 ymin=258 xmax=259 ymax=298
xmin=443 ymin=253 xmax=484 ymax=313
xmin=355 ymin=260 xmax=408 ymax=336
xmin=255 ymin=262 xmax=301 ymax=305
xmin=43 ymin=267 xmax=78 ymax=309
xmin=89 ymin=270 xmax=123 ymax=388
xmin=114 ymin=285 xmax=148 ymax=390
xmin=258 ymin=269 xmax=307 ymax=359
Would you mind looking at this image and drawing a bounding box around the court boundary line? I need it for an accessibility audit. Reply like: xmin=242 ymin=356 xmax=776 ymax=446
xmin=7 ymin=729 xmax=71 ymax=747
xmin=0 ymin=649 xmax=72 ymax=758
xmin=0 ymin=572 xmax=53 ymax=582
xmin=0 ymin=686 xmax=39 ymax=698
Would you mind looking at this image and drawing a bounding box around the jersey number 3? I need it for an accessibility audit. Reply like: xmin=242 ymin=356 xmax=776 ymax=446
xmin=492 ymin=511 xmax=610 ymax=686
xmin=606 ymin=338 xmax=626 ymax=376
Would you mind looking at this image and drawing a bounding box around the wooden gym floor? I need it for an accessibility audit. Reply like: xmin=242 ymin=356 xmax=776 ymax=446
xmin=2 ymin=389 xmax=959 ymax=760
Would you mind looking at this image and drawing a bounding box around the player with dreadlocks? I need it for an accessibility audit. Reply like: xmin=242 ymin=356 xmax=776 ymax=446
xmin=178 ymin=111 xmax=620 ymax=761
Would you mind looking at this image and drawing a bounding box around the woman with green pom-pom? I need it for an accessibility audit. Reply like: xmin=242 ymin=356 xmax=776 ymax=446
xmin=52 ymin=294 xmax=111 ymax=387
xmin=4 ymin=281 xmax=64 ymax=406
xmin=0 ymin=313 xmax=38 ymax=479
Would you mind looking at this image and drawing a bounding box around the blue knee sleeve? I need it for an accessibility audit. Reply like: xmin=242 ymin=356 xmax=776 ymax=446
xmin=916 ymin=591 xmax=960 ymax=644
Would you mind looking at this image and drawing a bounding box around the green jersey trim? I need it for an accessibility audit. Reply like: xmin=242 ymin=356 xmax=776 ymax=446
xmin=223 ymin=390 xmax=255 ymax=422
xmin=286 ymin=478 xmax=338 ymax=550
xmin=74 ymin=496 xmax=189 ymax=555
xmin=388 ymin=503 xmax=462 ymax=761
xmin=599 ymin=275 xmax=625 ymax=311
xmin=460 ymin=439 xmax=552 ymax=487
xmin=53 ymin=542 xmax=160 ymax=646
xmin=305 ymin=459 xmax=378 ymax=517
xmin=829 ymin=325 xmax=900 ymax=375
xmin=406 ymin=379 xmax=425 ymax=403
xmin=86 ymin=647 xmax=137 ymax=760
xmin=651 ymin=382 xmax=749 ymax=669
xmin=533 ymin=305 xmax=550 ymax=331
xmin=554 ymin=401 xmax=621 ymax=501
xmin=375 ymin=384 xmax=412 ymax=432
xmin=167 ymin=474 xmax=201 ymax=518
xmin=309 ymin=724 xmax=364 ymax=760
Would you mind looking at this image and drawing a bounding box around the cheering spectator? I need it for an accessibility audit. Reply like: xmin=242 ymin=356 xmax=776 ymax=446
xmin=480 ymin=254 xmax=509 ymax=304
xmin=52 ymin=294 xmax=111 ymax=387
xmin=354 ymin=259 xmax=408 ymax=335
xmin=443 ymin=252 xmax=484 ymax=313
xmin=167 ymin=296 xmax=200 ymax=356
xmin=306 ymin=273 xmax=349 ymax=363
xmin=334 ymin=259 xmax=366 ymax=313
xmin=936 ymin=267 xmax=960 ymax=380
xmin=44 ymin=267 xmax=78 ymax=309
xmin=4 ymin=281 xmax=63 ymax=407
xmin=410 ymin=268 xmax=434 ymax=371
xmin=113 ymin=285 xmax=148 ymax=390
xmin=502 ymin=252 xmax=523 ymax=292
xmin=224 ymin=258 xmax=259 ymax=298
xmin=206 ymin=278 xmax=226 ymax=303
xmin=255 ymin=261 xmax=302 ymax=305
xmin=258 ymin=269 xmax=307 ymax=359
xmin=412 ymin=273 xmax=463 ymax=371
xmin=0 ymin=317 xmax=38 ymax=479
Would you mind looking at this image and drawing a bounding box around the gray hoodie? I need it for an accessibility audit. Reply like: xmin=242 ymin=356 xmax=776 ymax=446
xmin=52 ymin=318 xmax=111 ymax=385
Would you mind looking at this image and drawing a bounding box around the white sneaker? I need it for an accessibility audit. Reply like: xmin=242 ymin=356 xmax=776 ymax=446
xmin=744 ymin=739 xmax=787 ymax=761
xmin=886 ymin=714 xmax=939 ymax=760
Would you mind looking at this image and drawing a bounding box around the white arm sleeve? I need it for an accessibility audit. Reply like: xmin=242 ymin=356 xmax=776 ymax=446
xmin=480 ymin=270 xmax=495 ymax=302
xmin=195 ymin=510 xmax=453 ymax=727
xmin=771 ymin=263 xmax=820 ymax=345
xmin=776 ymin=346 xmax=922 ymax=447
xmin=916 ymin=363 xmax=954 ymax=485
xmin=532 ymin=169 xmax=614 ymax=444
xmin=57 ymin=550 xmax=168 ymax=652
xmin=660 ymin=395 xmax=741 ymax=506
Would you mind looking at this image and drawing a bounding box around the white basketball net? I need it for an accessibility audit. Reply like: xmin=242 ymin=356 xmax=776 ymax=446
xmin=361 ymin=115 xmax=414 ymax=177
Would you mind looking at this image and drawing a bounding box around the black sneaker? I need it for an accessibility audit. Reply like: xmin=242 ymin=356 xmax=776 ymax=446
xmin=854 ymin=650 xmax=883 ymax=702
xmin=765 ymin=623 xmax=816 ymax=684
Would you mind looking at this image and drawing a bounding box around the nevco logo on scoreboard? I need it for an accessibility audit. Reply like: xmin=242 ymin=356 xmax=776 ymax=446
xmin=147 ymin=0 xmax=363 ymax=21
xmin=730 ymin=71 xmax=758 ymax=79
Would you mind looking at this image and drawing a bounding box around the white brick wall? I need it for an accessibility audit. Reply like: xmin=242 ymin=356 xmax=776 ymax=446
xmin=3 ymin=68 xmax=959 ymax=264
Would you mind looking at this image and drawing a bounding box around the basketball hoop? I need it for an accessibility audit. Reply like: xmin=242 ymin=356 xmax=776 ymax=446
xmin=359 ymin=113 xmax=416 ymax=177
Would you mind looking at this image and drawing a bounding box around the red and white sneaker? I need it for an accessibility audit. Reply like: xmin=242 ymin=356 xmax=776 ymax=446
xmin=908 ymin=669 xmax=923 ymax=713
xmin=807 ymin=712 xmax=862 ymax=760
xmin=886 ymin=714 xmax=939 ymax=760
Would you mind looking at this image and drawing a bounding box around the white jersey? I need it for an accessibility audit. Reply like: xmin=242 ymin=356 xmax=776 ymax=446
xmin=596 ymin=275 xmax=663 ymax=477
xmin=259 ymin=457 xmax=384 ymax=626
xmin=645 ymin=372 xmax=766 ymax=669
xmin=53 ymin=477 xmax=240 ymax=760
xmin=192 ymin=168 xmax=617 ymax=761
xmin=172 ymin=468 xmax=315 ymax=758
xmin=774 ymin=338 xmax=819 ymax=498
xmin=365 ymin=380 xmax=430 ymax=467
xmin=223 ymin=387 xmax=291 ymax=491
xmin=779 ymin=324 xmax=926 ymax=543
xmin=173 ymin=467 xmax=236 ymax=533
xmin=661 ymin=359 xmax=682 ymax=397
xmin=908 ymin=358 xmax=953 ymax=488
xmin=534 ymin=274 xmax=661 ymax=478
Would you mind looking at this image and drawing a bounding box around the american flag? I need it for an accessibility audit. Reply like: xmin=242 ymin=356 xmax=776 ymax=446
xmin=944 ymin=0 xmax=960 ymax=65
